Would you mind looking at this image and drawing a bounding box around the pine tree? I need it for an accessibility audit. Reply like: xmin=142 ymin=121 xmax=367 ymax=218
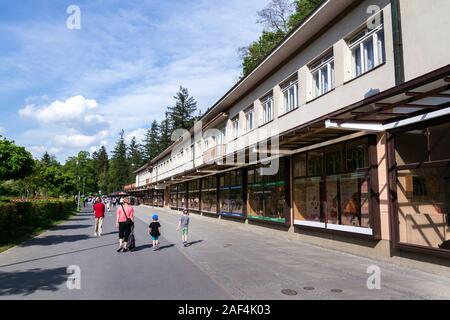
xmin=168 ymin=86 xmax=198 ymax=131
xmin=143 ymin=120 xmax=160 ymax=162
xmin=92 ymin=146 xmax=109 ymax=195
xmin=109 ymin=130 xmax=131 ymax=192
xmin=128 ymin=136 xmax=143 ymax=178
xmin=158 ymin=112 xmax=173 ymax=154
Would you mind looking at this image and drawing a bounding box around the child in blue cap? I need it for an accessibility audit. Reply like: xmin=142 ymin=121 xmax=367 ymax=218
xmin=148 ymin=214 xmax=161 ymax=251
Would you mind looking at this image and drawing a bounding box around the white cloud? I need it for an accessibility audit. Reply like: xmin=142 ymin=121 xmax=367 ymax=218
xmin=0 ymin=127 xmax=6 ymax=135
xmin=19 ymin=95 xmax=98 ymax=123
xmin=125 ymin=128 xmax=147 ymax=144
xmin=28 ymin=146 xmax=62 ymax=159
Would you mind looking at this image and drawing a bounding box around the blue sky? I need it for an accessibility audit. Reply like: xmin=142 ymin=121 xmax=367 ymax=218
xmin=0 ymin=0 xmax=267 ymax=161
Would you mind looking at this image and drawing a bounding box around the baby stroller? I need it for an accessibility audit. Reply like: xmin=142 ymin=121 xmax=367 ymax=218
xmin=127 ymin=223 xmax=136 ymax=251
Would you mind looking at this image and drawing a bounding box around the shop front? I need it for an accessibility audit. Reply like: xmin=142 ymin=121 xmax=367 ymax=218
xmin=247 ymin=158 xmax=289 ymax=224
xmin=169 ymin=185 xmax=178 ymax=209
xmin=153 ymin=189 xmax=164 ymax=207
xmin=219 ymin=169 xmax=244 ymax=218
xmin=389 ymin=116 xmax=450 ymax=255
xmin=292 ymin=136 xmax=379 ymax=236
xmin=201 ymin=175 xmax=218 ymax=214
xmin=188 ymin=180 xmax=201 ymax=213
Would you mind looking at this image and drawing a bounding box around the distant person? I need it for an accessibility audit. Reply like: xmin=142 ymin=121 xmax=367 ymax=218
xmin=106 ymin=198 xmax=111 ymax=212
xmin=148 ymin=214 xmax=161 ymax=251
xmin=116 ymin=198 xmax=134 ymax=252
xmin=93 ymin=197 xmax=105 ymax=237
xmin=176 ymin=209 xmax=190 ymax=247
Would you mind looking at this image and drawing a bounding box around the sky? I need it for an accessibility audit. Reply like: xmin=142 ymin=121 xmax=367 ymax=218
xmin=0 ymin=0 xmax=268 ymax=162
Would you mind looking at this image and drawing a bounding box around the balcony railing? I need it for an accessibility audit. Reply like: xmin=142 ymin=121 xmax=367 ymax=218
xmin=203 ymin=144 xmax=226 ymax=164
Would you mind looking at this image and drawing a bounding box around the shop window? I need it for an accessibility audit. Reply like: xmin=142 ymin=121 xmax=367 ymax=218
xmin=188 ymin=180 xmax=200 ymax=211
xmin=170 ymin=185 xmax=178 ymax=208
xmin=201 ymin=176 xmax=217 ymax=213
xmin=293 ymin=137 xmax=373 ymax=233
xmin=248 ymin=161 xmax=287 ymax=223
xmin=395 ymin=129 xmax=429 ymax=165
xmin=394 ymin=120 xmax=450 ymax=251
xmin=178 ymin=183 xmax=187 ymax=209
xmin=346 ymin=138 xmax=369 ymax=171
xmin=396 ymin=167 xmax=450 ymax=250
xmin=219 ymin=170 xmax=244 ymax=217
xmin=429 ymin=122 xmax=450 ymax=161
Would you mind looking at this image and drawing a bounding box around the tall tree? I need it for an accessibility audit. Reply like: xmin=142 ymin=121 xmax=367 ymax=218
xmin=128 ymin=136 xmax=143 ymax=178
xmin=41 ymin=152 xmax=59 ymax=167
xmin=167 ymin=86 xmax=198 ymax=131
xmin=143 ymin=120 xmax=160 ymax=162
xmin=257 ymin=0 xmax=295 ymax=33
xmin=158 ymin=112 xmax=173 ymax=154
xmin=92 ymin=146 xmax=109 ymax=195
xmin=0 ymin=137 xmax=35 ymax=181
xmin=239 ymin=0 xmax=322 ymax=76
xmin=109 ymin=130 xmax=131 ymax=192
xmin=287 ymin=0 xmax=322 ymax=29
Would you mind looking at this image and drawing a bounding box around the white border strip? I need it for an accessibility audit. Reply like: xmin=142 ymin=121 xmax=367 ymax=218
xmin=294 ymin=220 xmax=326 ymax=228
xmin=326 ymin=224 xmax=373 ymax=235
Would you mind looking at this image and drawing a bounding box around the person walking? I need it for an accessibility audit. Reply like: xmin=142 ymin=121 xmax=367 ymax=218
xmin=176 ymin=209 xmax=190 ymax=247
xmin=93 ymin=197 xmax=105 ymax=236
xmin=116 ymin=197 xmax=135 ymax=252
xmin=148 ymin=214 xmax=161 ymax=251
xmin=106 ymin=198 xmax=111 ymax=212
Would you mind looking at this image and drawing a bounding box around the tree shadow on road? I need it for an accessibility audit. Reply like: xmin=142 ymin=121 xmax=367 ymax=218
xmin=50 ymin=225 xmax=91 ymax=231
xmin=20 ymin=235 xmax=90 ymax=247
xmin=0 ymin=267 xmax=68 ymax=297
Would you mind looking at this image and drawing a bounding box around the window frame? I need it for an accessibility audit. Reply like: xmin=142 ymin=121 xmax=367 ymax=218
xmin=348 ymin=20 xmax=385 ymax=78
xmin=281 ymin=77 xmax=299 ymax=115
xmin=310 ymin=51 xmax=335 ymax=98
xmin=245 ymin=107 xmax=255 ymax=133
xmin=262 ymin=94 xmax=274 ymax=124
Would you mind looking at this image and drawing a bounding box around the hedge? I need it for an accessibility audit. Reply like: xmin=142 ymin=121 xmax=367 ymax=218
xmin=0 ymin=199 xmax=76 ymax=244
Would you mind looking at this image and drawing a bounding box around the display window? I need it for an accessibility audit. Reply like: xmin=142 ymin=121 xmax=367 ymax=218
xmin=188 ymin=180 xmax=200 ymax=211
xmin=293 ymin=137 xmax=373 ymax=235
xmin=201 ymin=176 xmax=217 ymax=214
xmin=247 ymin=159 xmax=287 ymax=223
xmin=177 ymin=183 xmax=187 ymax=210
xmin=219 ymin=170 xmax=244 ymax=217
xmin=169 ymin=185 xmax=178 ymax=208
xmin=393 ymin=120 xmax=450 ymax=252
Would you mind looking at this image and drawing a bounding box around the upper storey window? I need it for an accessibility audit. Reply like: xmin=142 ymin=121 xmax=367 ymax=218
xmin=310 ymin=50 xmax=335 ymax=98
xmin=281 ymin=76 xmax=298 ymax=114
xmin=348 ymin=15 xmax=385 ymax=78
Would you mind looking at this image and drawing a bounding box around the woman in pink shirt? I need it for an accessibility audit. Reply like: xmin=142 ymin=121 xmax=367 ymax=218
xmin=116 ymin=197 xmax=135 ymax=252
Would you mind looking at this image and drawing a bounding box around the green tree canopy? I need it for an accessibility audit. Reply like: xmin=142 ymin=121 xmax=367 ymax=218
xmin=143 ymin=120 xmax=160 ymax=163
xmin=240 ymin=0 xmax=322 ymax=77
xmin=0 ymin=137 xmax=35 ymax=181
xmin=168 ymin=86 xmax=198 ymax=131
xmin=109 ymin=130 xmax=131 ymax=191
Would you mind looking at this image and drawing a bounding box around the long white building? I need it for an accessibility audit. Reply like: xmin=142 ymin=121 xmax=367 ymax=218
xmin=127 ymin=0 xmax=450 ymax=274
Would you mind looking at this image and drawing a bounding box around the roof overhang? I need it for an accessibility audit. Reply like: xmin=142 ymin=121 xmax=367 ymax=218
xmin=325 ymin=65 xmax=450 ymax=131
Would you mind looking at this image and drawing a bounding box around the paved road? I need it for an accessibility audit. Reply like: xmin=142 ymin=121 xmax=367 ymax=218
xmin=1 ymin=205 xmax=450 ymax=300
xmin=0 ymin=206 xmax=231 ymax=300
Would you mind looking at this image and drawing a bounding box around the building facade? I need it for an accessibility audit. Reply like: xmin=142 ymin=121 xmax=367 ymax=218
xmin=129 ymin=0 xmax=450 ymax=273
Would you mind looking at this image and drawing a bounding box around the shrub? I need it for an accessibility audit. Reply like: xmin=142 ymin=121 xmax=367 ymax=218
xmin=0 ymin=199 xmax=76 ymax=244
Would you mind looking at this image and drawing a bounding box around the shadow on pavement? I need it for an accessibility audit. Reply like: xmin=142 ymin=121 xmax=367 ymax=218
xmin=132 ymin=244 xmax=153 ymax=252
xmin=0 ymin=243 xmax=117 ymax=268
xmin=158 ymin=244 xmax=175 ymax=250
xmin=20 ymin=235 xmax=90 ymax=247
xmin=50 ymin=224 xmax=91 ymax=231
xmin=187 ymin=240 xmax=203 ymax=247
xmin=101 ymin=231 xmax=118 ymax=236
xmin=0 ymin=267 xmax=68 ymax=296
